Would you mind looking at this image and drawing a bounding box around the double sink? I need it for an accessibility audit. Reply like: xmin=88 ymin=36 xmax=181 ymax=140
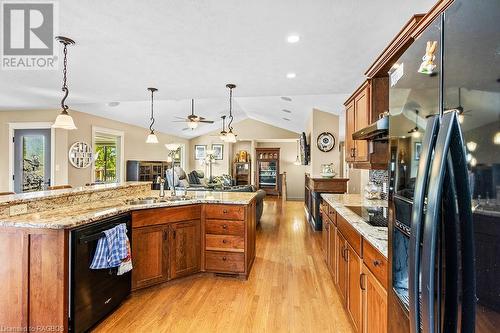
xmin=126 ymin=196 xmax=192 ymax=205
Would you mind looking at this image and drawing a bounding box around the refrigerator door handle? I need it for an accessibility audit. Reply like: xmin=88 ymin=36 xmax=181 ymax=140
xmin=420 ymin=112 xmax=476 ymax=333
xmin=409 ymin=115 xmax=440 ymax=333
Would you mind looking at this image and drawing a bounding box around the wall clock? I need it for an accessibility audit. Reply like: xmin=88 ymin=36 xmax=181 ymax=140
xmin=317 ymin=132 xmax=336 ymax=152
xmin=68 ymin=142 xmax=94 ymax=169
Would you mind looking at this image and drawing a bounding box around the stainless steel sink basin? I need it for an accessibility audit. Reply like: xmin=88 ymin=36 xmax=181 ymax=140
xmin=126 ymin=196 xmax=192 ymax=205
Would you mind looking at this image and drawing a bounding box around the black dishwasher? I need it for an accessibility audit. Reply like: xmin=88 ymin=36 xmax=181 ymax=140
xmin=70 ymin=213 xmax=132 ymax=332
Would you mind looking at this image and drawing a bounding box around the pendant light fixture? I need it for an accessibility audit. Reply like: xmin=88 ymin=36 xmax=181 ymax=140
xmin=145 ymin=87 xmax=159 ymax=144
xmin=294 ymin=139 xmax=301 ymax=165
xmin=219 ymin=115 xmax=228 ymax=141
xmin=52 ymin=36 xmax=77 ymax=130
xmin=408 ymin=110 xmax=420 ymax=138
xmin=225 ymin=84 xmax=237 ymax=143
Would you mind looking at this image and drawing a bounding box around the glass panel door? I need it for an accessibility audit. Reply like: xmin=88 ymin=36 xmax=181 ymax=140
xmin=14 ymin=129 xmax=51 ymax=193
xmin=259 ymin=161 xmax=277 ymax=187
xmin=444 ymin=0 xmax=500 ymax=331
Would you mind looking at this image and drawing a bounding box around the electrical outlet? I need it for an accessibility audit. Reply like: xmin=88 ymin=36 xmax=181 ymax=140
xmin=9 ymin=204 xmax=28 ymax=216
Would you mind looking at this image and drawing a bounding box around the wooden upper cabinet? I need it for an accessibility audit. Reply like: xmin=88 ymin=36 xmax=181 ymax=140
xmin=345 ymin=101 xmax=356 ymax=162
xmin=169 ymin=220 xmax=201 ymax=279
xmin=132 ymin=224 xmax=169 ymax=290
xmin=353 ymin=84 xmax=370 ymax=162
xmin=362 ymin=264 xmax=388 ymax=333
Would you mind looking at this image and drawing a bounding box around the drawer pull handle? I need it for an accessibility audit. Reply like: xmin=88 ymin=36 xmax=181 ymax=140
xmin=360 ymin=273 xmax=366 ymax=291
xmin=222 ymin=224 xmax=228 ymax=229
xmin=373 ymin=260 xmax=381 ymax=267
xmin=223 ymin=209 xmax=228 ymax=214
xmin=222 ymin=256 xmax=227 ymax=261
xmin=222 ymin=239 xmax=228 ymax=244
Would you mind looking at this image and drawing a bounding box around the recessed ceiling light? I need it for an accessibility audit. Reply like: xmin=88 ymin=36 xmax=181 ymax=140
xmin=107 ymin=101 xmax=120 ymax=107
xmin=286 ymin=72 xmax=296 ymax=79
xmin=280 ymin=96 xmax=292 ymax=102
xmin=282 ymin=109 xmax=292 ymax=113
xmin=287 ymin=34 xmax=300 ymax=43
xmin=283 ymin=117 xmax=291 ymax=121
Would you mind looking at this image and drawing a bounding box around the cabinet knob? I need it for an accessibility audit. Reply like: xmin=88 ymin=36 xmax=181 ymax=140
xmin=222 ymin=224 xmax=228 ymax=229
xmin=222 ymin=256 xmax=227 ymax=261
xmin=373 ymin=260 xmax=381 ymax=267
xmin=222 ymin=239 xmax=228 ymax=244
xmin=223 ymin=209 xmax=228 ymax=214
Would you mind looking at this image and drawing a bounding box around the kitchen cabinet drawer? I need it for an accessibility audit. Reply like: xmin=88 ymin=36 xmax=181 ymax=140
xmin=205 ymin=251 xmax=245 ymax=273
xmin=205 ymin=234 xmax=244 ymax=252
xmin=205 ymin=205 xmax=245 ymax=220
xmin=132 ymin=205 xmax=201 ymax=228
xmin=205 ymin=219 xmax=245 ymax=236
xmin=337 ymin=214 xmax=362 ymax=257
xmin=363 ymin=240 xmax=388 ymax=290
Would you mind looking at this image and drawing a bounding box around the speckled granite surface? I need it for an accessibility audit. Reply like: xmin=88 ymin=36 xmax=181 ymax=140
xmin=321 ymin=193 xmax=388 ymax=258
xmin=0 ymin=189 xmax=257 ymax=230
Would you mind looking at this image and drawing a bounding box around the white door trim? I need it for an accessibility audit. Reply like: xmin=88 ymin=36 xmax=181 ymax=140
xmin=91 ymin=126 xmax=125 ymax=184
xmin=8 ymin=122 xmax=56 ymax=192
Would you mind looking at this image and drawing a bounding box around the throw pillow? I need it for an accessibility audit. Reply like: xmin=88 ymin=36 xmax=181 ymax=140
xmin=188 ymin=171 xmax=201 ymax=185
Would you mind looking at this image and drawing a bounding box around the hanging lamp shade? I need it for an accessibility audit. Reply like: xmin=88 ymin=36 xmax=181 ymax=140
xmin=294 ymin=139 xmax=301 ymax=165
xmin=225 ymin=130 xmax=237 ymax=143
xmin=52 ymin=36 xmax=77 ymax=130
xmin=146 ymin=132 xmax=159 ymax=144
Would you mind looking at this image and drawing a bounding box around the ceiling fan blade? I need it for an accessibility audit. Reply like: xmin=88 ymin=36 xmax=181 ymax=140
xmin=182 ymin=128 xmax=190 ymax=131
xmin=174 ymin=116 xmax=186 ymax=120
xmin=198 ymin=120 xmax=215 ymax=124
xmin=172 ymin=120 xmax=188 ymax=123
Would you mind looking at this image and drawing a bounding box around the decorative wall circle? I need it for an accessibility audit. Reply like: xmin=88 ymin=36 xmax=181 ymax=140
xmin=317 ymin=132 xmax=336 ymax=152
xmin=68 ymin=142 xmax=94 ymax=169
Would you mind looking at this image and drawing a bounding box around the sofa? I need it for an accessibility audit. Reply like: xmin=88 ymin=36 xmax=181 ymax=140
xmin=165 ymin=167 xmax=266 ymax=223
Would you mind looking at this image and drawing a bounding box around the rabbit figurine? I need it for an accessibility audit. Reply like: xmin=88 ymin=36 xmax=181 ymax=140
xmin=418 ymin=40 xmax=438 ymax=74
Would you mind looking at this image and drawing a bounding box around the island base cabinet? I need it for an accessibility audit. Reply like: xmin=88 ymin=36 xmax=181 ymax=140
xmin=131 ymin=225 xmax=169 ymax=290
xmin=169 ymin=220 xmax=201 ymax=279
xmin=362 ymin=264 xmax=388 ymax=333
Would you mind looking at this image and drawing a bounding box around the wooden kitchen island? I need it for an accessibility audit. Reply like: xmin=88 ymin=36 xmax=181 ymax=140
xmin=0 ymin=183 xmax=257 ymax=332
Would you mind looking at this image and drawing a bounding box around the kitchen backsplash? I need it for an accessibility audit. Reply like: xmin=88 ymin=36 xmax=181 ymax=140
xmin=369 ymin=170 xmax=389 ymax=200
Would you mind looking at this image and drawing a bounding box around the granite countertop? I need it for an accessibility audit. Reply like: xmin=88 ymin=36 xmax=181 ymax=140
xmin=0 ymin=182 xmax=150 ymax=206
xmin=0 ymin=190 xmax=258 ymax=230
xmin=321 ymin=193 xmax=388 ymax=258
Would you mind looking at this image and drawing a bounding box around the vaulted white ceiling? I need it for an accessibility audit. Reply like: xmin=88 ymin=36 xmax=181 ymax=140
xmin=0 ymin=0 xmax=437 ymax=138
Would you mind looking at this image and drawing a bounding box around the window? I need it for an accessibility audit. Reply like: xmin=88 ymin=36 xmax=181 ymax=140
xmin=92 ymin=127 xmax=124 ymax=184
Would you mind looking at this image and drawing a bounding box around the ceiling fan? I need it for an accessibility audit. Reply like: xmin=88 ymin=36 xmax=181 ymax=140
xmin=173 ymin=99 xmax=214 ymax=129
xmin=444 ymin=87 xmax=472 ymax=123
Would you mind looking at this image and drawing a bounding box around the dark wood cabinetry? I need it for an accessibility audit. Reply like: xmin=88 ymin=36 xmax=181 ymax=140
xmin=255 ymin=148 xmax=280 ymax=195
xmin=347 ymin=243 xmax=363 ymax=332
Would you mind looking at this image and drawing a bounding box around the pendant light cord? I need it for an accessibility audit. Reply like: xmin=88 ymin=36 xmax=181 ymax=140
xmin=228 ymin=87 xmax=234 ymax=131
xmin=61 ymin=43 xmax=69 ymax=114
xmin=149 ymin=89 xmax=155 ymax=133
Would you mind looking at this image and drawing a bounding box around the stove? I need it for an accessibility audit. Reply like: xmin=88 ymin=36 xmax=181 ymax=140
xmin=345 ymin=206 xmax=388 ymax=227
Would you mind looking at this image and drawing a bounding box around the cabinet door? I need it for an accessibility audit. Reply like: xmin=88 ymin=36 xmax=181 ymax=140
xmin=336 ymin=232 xmax=347 ymax=303
xmin=329 ymin=223 xmax=337 ymax=283
xmin=132 ymin=225 xmax=169 ymax=290
xmin=354 ymin=85 xmax=370 ymax=162
xmin=362 ymin=264 xmax=387 ymax=333
xmin=169 ymin=220 xmax=201 ymax=279
xmin=347 ymin=243 xmax=363 ymax=332
xmin=345 ymin=101 xmax=356 ymax=162
xmin=322 ymin=215 xmax=329 ymax=261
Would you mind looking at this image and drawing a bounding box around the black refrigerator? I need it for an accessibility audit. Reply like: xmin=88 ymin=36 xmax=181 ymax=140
xmin=388 ymin=0 xmax=500 ymax=332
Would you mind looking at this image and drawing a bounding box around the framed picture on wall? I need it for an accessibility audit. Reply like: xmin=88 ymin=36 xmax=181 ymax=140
xmin=212 ymin=144 xmax=223 ymax=160
xmin=414 ymin=142 xmax=422 ymax=160
xmin=194 ymin=145 xmax=206 ymax=160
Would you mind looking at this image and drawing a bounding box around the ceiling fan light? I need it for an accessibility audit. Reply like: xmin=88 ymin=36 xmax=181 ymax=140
xmin=52 ymin=113 xmax=77 ymax=130
xmin=146 ymin=132 xmax=159 ymax=144
xmin=493 ymin=131 xmax=500 ymax=145
xmin=466 ymin=141 xmax=477 ymax=152
xmin=412 ymin=130 xmax=421 ymax=138
xmin=188 ymin=121 xmax=198 ymax=129
xmin=458 ymin=114 xmax=464 ymax=123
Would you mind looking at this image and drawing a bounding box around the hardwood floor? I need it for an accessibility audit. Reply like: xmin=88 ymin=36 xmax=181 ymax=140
xmin=93 ymin=198 xmax=353 ymax=333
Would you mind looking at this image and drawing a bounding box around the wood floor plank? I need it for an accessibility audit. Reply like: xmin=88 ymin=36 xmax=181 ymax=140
xmin=93 ymin=198 xmax=354 ymax=333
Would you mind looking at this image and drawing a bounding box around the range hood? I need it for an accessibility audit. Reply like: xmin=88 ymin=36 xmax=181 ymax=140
xmin=352 ymin=116 xmax=389 ymax=140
